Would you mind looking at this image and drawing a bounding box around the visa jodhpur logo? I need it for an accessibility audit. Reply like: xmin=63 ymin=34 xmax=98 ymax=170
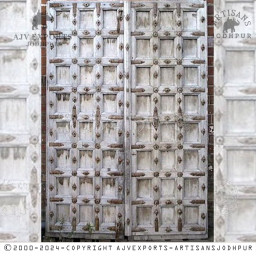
xmin=214 ymin=9 xmax=252 ymax=39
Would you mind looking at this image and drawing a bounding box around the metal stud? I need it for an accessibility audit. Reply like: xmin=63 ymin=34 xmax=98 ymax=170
xmin=96 ymin=29 xmax=101 ymax=35
xmin=96 ymin=58 xmax=101 ymax=64
xmin=96 ymin=72 xmax=101 ymax=79
xmin=154 ymin=172 xmax=159 ymax=177
xmin=72 ymin=183 xmax=77 ymax=191
xmin=154 ymin=200 xmax=159 ymax=205
xmin=177 ymin=209 xmax=182 ymax=215
xmin=95 ymin=199 xmax=101 ymax=204
xmin=153 ymin=59 xmax=158 ymax=65
xmin=177 ymin=200 xmax=182 ymax=205
xmin=177 ymin=73 xmax=182 ymax=80
xmin=153 ymin=186 xmax=159 ymax=192
xmin=153 ymin=144 xmax=159 ymax=150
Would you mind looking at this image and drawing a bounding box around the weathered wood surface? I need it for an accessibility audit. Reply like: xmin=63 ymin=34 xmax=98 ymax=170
xmin=46 ymin=1 xmax=207 ymax=240
xmin=214 ymin=0 xmax=256 ymax=242
xmin=129 ymin=0 xmax=208 ymax=239
xmin=47 ymin=1 xmax=125 ymax=238
xmin=0 ymin=0 xmax=41 ymax=242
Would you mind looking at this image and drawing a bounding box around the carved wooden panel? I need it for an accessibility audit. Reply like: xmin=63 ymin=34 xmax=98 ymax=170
xmin=129 ymin=1 xmax=208 ymax=240
xmin=215 ymin=0 xmax=256 ymax=242
xmin=0 ymin=0 xmax=41 ymax=242
xmin=47 ymin=1 xmax=207 ymax=240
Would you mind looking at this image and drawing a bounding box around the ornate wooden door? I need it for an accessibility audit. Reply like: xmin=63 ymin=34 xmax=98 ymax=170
xmin=127 ymin=1 xmax=208 ymax=240
xmin=46 ymin=1 xmax=207 ymax=241
xmin=47 ymin=1 xmax=125 ymax=240
xmin=0 ymin=0 xmax=41 ymax=242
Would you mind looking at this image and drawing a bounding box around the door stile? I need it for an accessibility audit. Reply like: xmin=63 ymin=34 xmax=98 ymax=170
xmin=124 ymin=1 xmax=132 ymax=237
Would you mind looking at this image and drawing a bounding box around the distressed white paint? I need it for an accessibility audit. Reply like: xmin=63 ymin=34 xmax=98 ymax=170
xmin=214 ymin=0 xmax=256 ymax=242
xmin=0 ymin=0 xmax=41 ymax=242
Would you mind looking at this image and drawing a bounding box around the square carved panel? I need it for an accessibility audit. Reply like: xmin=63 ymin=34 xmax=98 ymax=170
xmin=160 ymin=39 xmax=174 ymax=57
xmin=79 ymin=150 xmax=94 ymax=169
xmin=136 ymin=11 xmax=150 ymax=30
xmin=136 ymin=39 xmax=150 ymax=58
xmin=56 ymin=149 xmax=71 ymax=168
xmin=80 ymin=10 xmax=94 ymax=29
xmin=136 ymin=207 xmax=152 ymax=225
xmin=57 ymin=38 xmax=71 ymax=57
xmin=56 ymin=66 xmax=70 ymax=85
xmin=184 ymin=206 xmax=199 ymax=225
xmin=80 ymin=39 xmax=94 ymax=58
xmin=137 ymin=179 xmax=152 ymax=199
xmin=137 ymin=151 xmax=152 ymax=170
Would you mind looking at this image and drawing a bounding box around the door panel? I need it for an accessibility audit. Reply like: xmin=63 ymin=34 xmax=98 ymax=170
xmin=0 ymin=0 xmax=41 ymax=242
xmin=214 ymin=0 xmax=256 ymax=242
xmin=129 ymin=1 xmax=207 ymax=240
xmin=47 ymin=2 xmax=125 ymax=239
xmin=46 ymin=1 xmax=207 ymax=240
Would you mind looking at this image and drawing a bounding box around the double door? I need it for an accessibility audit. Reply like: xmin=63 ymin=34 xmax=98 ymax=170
xmin=46 ymin=1 xmax=208 ymax=240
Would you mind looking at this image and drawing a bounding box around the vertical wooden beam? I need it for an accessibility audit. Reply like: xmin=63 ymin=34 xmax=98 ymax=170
xmin=124 ymin=0 xmax=132 ymax=237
